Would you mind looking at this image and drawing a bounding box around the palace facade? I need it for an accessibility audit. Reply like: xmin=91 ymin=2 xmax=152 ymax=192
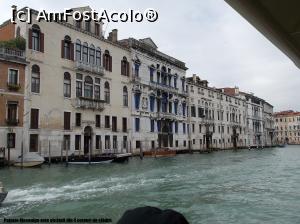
xmin=0 ymin=6 xmax=275 ymax=161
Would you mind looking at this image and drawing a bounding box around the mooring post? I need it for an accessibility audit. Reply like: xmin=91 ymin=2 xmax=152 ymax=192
xmin=7 ymin=146 xmax=10 ymax=166
xmin=48 ymin=141 xmax=51 ymax=166
xmin=65 ymin=141 xmax=69 ymax=167
xmin=139 ymin=142 xmax=143 ymax=160
xmin=60 ymin=140 xmax=63 ymax=163
xmin=88 ymin=139 xmax=91 ymax=165
xmin=21 ymin=141 xmax=24 ymax=169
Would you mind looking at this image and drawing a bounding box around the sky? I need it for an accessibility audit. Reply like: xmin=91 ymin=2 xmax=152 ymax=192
xmin=0 ymin=0 xmax=299 ymax=111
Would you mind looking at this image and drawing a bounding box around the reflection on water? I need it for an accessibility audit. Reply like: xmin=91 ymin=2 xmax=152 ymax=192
xmin=1 ymin=146 xmax=300 ymax=224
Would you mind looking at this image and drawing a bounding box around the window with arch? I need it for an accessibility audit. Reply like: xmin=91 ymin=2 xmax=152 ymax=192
xmin=96 ymin=47 xmax=101 ymax=66
xmin=134 ymin=59 xmax=140 ymax=76
xmin=103 ymin=50 xmax=112 ymax=71
xmin=31 ymin=65 xmax=40 ymax=93
xmin=89 ymin=44 xmax=95 ymax=64
xmin=121 ymin=57 xmax=129 ymax=76
xmin=63 ymin=72 xmax=71 ymax=98
xmin=61 ymin=35 xmax=73 ymax=60
xmin=104 ymin=82 xmax=110 ymax=103
xmin=94 ymin=77 xmax=100 ymax=100
xmin=84 ymin=76 xmax=93 ymax=98
xmin=29 ymin=24 xmax=44 ymax=52
xmin=76 ymin=39 xmax=81 ymax=61
xmin=123 ymin=86 xmax=128 ymax=107
xmin=82 ymin=42 xmax=88 ymax=63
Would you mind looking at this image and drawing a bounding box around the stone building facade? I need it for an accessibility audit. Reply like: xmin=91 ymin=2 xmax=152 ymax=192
xmin=274 ymin=111 xmax=300 ymax=144
xmin=0 ymin=6 xmax=276 ymax=161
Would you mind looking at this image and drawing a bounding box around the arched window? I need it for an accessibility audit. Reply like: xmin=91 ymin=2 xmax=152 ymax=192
xmin=134 ymin=59 xmax=140 ymax=77
xmin=76 ymin=39 xmax=81 ymax=61
xmin=30 ymin=24 xmax=44 ymax=52
xmin=82 ymin=42 xmax=88 ymax=63
xmin=89 ymin=44 xmax=95 ymax=65
xmin=84 ymin=76 xmax=93 ymax=98
xmin=62 ymin=35 xmax=72 ymax=60
xmin=123 ymin=86 xmax=128 ymax=107
xmin=94 ymin=77 xmax=100 ymax=100
xmin=31 ymin=65 xmax=40 ymax=93
xmin=96 ymin=47 xmax=101 ymax=66
xmin=103 ymin=50 xmax=112 ymax=71
xmin=63 ymin=72 xmax=71 ymax=98
xmin=150 ymin=65 xmax=155 ymax=82
xmin=121 ymin=57 xmax=129 ymax=76
xmin=104 ymin=82 xmax=110 ymax=103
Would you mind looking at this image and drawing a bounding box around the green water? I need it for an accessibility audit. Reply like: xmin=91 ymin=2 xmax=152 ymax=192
xmin=1 ymin=146 xmax=300 ymax=224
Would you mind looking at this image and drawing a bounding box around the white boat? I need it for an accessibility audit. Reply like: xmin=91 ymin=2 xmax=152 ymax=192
xmin=14 ymin=152 xmax=44 ymax=167
xmin=0 ymin=182 xmax=7 ymax=203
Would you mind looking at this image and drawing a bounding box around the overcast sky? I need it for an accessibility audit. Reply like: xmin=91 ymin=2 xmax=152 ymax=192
xmin=1 ymin=0 xmax=299 ymax=111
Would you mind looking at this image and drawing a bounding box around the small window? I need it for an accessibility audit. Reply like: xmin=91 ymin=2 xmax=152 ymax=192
xmin=75 ymin=135 xmax=81 ymax=150
xmin=96 ymin=115 xmax=101 ymax=128
xmin=123 ymin=86 xmax=128 ymax=107
xmin=8 ymin=69 xmax=18 ymax=85
xmin=29 ymin=134 xmax=39 ymax=152
xmin=64 ymin=72 xmax=71 ymax=98
xmin=31 ymin=65 xmax=40 ymax=93
xmin=7 ymin=133 xmax=16 ymax=148
xmin=64 ymin=112 xmax=71 ymax=130
xmin=75 ymin=113 xmax=81 ymax=127
xmin=30 ymin=108 xmax=39 ymax=129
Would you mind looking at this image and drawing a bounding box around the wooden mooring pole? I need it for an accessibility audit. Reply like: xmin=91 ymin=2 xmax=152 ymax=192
xmin=48 ymin=141 xmax=51 ymax=166
xmin=21 ymin=141 xmax=24 ymax=169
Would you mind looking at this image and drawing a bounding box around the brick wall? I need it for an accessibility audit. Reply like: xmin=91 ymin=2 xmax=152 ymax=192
xmin=0 ymin=22 xmax=15 ymax=41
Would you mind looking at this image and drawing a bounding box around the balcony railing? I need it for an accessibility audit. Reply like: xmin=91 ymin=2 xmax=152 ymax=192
xmin=6 ymin=118 xmax=19 ymax=126
xmin=0 ymin=47 xmax=25 ymax=62
xmin=73 ymin=97 xmax=105 ymax=110
xmin=75 ymin=61 xmax=104 ymax=76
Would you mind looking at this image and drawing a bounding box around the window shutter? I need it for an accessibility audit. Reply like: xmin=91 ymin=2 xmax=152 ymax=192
xmin=109 ymin=55 xmax=112 ymax=72
xmin=61 ymin=40 xmax=64 ymax=58
xmin=70 ymin=43 xmax=74 ymax=61
xmin=28 ymin=29 xmax=32 ymax=49
xmin=40 ymin=32 xmax=44 ymax=52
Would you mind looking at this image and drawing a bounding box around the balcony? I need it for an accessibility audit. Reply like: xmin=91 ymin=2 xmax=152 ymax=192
xmin=73 ymin=97 xmax=105 ymax=111
xmin=0 ymin=47 xmax=25 ymax=63
xmin=6 ymin=118 xmax=19 ymax=126
xmin=149 ymin=81 xmax=180 ymax=94
xmin=75 ymin=61 xmax=104 ymax=76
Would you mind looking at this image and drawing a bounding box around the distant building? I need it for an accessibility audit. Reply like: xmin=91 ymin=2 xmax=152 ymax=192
xmin=274 ymin=111 xmax=300 ymax=144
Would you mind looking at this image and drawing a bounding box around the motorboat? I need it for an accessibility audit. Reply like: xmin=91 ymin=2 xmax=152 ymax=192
xmin=143 ymin=148 xmax=176 ymax=158
xmin=112 ymin=153 xmax=132 ymax=163
xmin=0 ymin=182 xmax=7 ymax=204
xmin=14 ymin=152 xmax=44 ymax=167
xmin=68 ymin=155 xmax=113 ymax=165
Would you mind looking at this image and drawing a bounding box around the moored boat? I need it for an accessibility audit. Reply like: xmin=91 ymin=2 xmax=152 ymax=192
xmin=278 ymin=143 xmax=286 ymax=148
xmin=143 ymin=148 xmax=176 ymax=158
xmin=68 ymin=155 xmax=113 ymax=165
xmin=0 ymin=182 xmax=7 ymax=204
xmin=112 ymin=153 xmax=132 ymax=163
xmin=14 ymin=152 xmax=44 ymax=168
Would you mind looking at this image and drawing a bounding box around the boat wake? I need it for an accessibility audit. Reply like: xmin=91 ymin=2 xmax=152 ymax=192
xmin=0 ymin=174 xmax=170 ymax=217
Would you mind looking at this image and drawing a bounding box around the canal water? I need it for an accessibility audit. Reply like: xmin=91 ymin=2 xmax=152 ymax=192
xmin=1 ymin=146 xmax=300 ymax=224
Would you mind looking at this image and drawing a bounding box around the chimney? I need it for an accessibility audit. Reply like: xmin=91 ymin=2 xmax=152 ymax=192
xmin=234 ymin=86 xmax=239 ymax=95
xmin=193 ymin=74 xmax=197 ymax=82
xmin=111 ymin=29 xmax=118 ymax=42
xmin=107 ymin=32 xmax=112 ymax=41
